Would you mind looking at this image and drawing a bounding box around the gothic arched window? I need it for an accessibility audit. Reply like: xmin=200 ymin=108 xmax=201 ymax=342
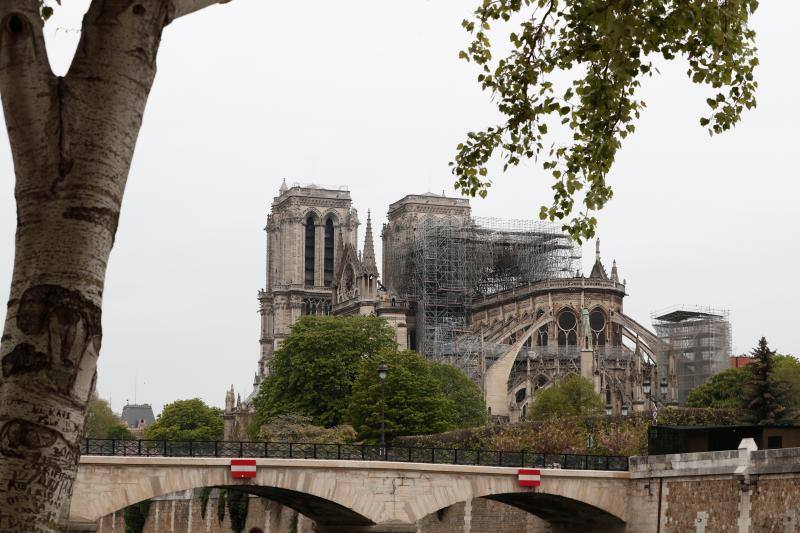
xmin=304 ymin=215 xmax=316 ymax=286
xmin=535 ymin=309 xmax=548 ymax=346
xmin=324 ymin=218 xmax=335 ymax=287
xmin=557 ymin=309 xmax=578 ymax=346
xmin=590 ymin=308 xmax=607 ymax=346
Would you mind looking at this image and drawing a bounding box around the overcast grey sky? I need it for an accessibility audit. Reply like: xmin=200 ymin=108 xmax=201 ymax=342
xmin=1 ymin=0 xmax=798 ymax=416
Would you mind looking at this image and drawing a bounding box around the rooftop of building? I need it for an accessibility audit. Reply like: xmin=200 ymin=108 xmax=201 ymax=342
xmin=120 ymin=403 xmax=155 ymax=429
xmin=387 ymin=192 xmax=471 ymax=213
xmin=273 ymin=180 xmax=351 ymax=204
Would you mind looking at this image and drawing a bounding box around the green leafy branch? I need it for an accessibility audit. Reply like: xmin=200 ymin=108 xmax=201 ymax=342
xmin=452 ymin=0 xmax=759 ymax=241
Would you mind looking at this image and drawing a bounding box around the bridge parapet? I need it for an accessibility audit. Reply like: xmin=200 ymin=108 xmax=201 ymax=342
xmin=630 ymin=446 xmax=800 ymax=479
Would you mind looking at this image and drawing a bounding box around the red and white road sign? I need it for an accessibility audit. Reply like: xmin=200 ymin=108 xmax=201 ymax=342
xmin=230 ymin=459 xmax=257 ymax=479
xmin=518 ymin=468 xmax=541 ymax=487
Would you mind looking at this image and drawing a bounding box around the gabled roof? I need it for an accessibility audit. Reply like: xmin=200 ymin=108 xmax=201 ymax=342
xmin=121 ymin=404 xmax=155 ymax=428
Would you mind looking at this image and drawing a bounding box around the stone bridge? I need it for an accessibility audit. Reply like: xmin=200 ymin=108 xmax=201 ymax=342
xmin=69 ymin=456 xmax=635 ymax=532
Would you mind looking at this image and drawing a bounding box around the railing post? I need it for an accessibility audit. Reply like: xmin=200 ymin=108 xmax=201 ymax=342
xmin=313 ymin=443 xmax=317 ymax=459
xmin=454 ymin=448 xmax=458 ymax=465
xmin=111 ymin=439 xmax=115 ymax=456
xmin=499 ymin=450 xmax=503 ymax=467
xmin=337 ymin=444 xmax=341 ymax=460
xmin=214 ymin=441 xmax=218 ymax=458
xmin=239 ymin=441 xmax=243 ymax=458
xmin=476 ymin=449 xmax=481 ymax=466
xmin=264 ymin=441 xmax=268 ymax=458
xmin=84 ymin=439 xmax=89 ymax=455
xmin=163 ymin=440 xmax=167 ymax=457
xmin=521 ymin=450 xmax=526 ymax=467
xmin=407 ymin=447 xmax=411 ymax=463
xmin=431 ymin=447 xmax=435 ymax=464
xmin=360 ymin=444 xmax=364 ymax=461
xmin=138 ymin=440 xmax=142 ymax=457
xmin=189 ymin=441 xmax=193 ymax=457
xmin=289 ymin=443 xmax=293 ymax=459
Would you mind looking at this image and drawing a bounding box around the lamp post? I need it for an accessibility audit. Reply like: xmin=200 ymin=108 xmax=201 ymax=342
xmin=378 ymin=362 xmax=388 ymax=452
xmin=643 ymin=377 xmax=662 ymax=425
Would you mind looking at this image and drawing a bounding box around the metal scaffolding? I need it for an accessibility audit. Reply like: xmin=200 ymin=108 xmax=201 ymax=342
xmin=651 ymin=305 xmax=732 ymax=404
xmin=391 ymin=216 xmax=581 ymax=374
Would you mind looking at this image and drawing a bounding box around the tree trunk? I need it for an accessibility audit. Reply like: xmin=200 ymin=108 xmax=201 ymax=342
xmin=0 ymin=1 xmax=173 ymax=530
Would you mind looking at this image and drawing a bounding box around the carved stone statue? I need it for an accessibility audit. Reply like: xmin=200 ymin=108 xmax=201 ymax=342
xmin=580 ymin=308 xmax=593 ymax=350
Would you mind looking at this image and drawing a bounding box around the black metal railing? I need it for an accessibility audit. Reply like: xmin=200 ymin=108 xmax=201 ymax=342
xmin=82 ymin=439 xmax=628 ymax=471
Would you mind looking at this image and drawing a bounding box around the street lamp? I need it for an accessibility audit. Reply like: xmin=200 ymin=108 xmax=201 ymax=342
xmin=659 ymin=378 xmax=668 ymax=399
xmin=378 ymin=362 xmax=388 ymax=452
xmin=642 ymin=379 xmax=652 ymax=396
xmin=605 ymin=404 xmax=613 ymax=416
xmin=621 ymin=405 xmax=629 ymax=417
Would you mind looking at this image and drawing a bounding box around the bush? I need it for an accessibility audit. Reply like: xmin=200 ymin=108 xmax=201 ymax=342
xmin=256 ymin=414 xmax=356 ymax=443
xmin=395 ymin=407 xmax=743 ymax=456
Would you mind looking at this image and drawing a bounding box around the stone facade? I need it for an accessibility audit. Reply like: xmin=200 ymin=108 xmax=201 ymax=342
xmin=232 ymin=183 xmax=681 ymax=431
xmin=380 ymin=193 xmax=471 ymax=297
xmin=257 ymin=181 xmax=359 ymax=381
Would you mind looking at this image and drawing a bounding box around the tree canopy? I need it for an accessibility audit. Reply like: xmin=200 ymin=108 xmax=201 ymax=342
xmin=348 ymin=351 xmax=455 ymax=443
xmin=527 ymin=374 xmax=604 ymax=420
xmin=84 ymin=395 xmax=133 ymax=439
xmin=144 ymin=399 xmax=224 ymax=441
xmin=687 ymin=344 xmax=800 ymax=422
xmin=251 ymin=316 xmax=397 ymax=430
xmin=453 ymin=0 xmax=759 ymax=241
xmin=686 ymin=367 xmax=750 ymax=409
xmin=742 ymin=337 xmax=791 ymax=425
xmin=429 ymin=362 xmax=487 ymax=428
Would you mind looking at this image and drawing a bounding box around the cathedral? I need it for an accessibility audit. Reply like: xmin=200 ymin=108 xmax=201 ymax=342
xmin=225 ymin=181 xmax=730 ymax=437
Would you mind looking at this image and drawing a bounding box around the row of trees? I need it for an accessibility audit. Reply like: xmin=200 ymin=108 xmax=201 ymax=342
xmin=85 ymin=396 xmax=225 ymax=441
xmin=688 ymin=337 xmax=799 ymax=424
xmin=250 ymin=316 xmax=486 ymax=442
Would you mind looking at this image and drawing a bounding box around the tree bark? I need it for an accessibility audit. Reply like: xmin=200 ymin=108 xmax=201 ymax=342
xmin=0 ymin=0 xmax=224 ymax=530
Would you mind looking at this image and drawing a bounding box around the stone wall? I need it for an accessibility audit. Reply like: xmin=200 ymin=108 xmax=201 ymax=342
xmin=631 ymin=445 xmax=800 ymax=532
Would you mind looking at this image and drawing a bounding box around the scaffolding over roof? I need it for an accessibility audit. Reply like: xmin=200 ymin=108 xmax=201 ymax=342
xmin=392 ymin=215 xmax=581 ymax=376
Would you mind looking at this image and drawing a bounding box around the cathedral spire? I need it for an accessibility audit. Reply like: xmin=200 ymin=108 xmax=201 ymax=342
xmin=279 ymin=178 xmax=288 ymax=194
xmin=589 ymin=238 xmax=608 ymax=280
xmin=611 ymin=260 xmax=619 ymax=283
xmin=362 ymin=210 xmax=378 ymax=274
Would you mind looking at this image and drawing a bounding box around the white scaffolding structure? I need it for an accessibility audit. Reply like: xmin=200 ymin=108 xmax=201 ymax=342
xmin=652 ymin=305 xmax=732 ymax=404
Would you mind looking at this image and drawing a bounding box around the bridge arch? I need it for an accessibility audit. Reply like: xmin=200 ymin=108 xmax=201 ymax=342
xmin=485 ymin=492 xmax=625 ymax=531
xmin=410 ymin=470 xmax=628 ymax=530
xmin=70 ymin=459 xmax=379 ymax=528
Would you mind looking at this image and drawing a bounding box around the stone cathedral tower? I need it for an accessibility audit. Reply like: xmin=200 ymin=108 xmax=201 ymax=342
xmin=256 ymin=181 xmax=359 ymax=380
